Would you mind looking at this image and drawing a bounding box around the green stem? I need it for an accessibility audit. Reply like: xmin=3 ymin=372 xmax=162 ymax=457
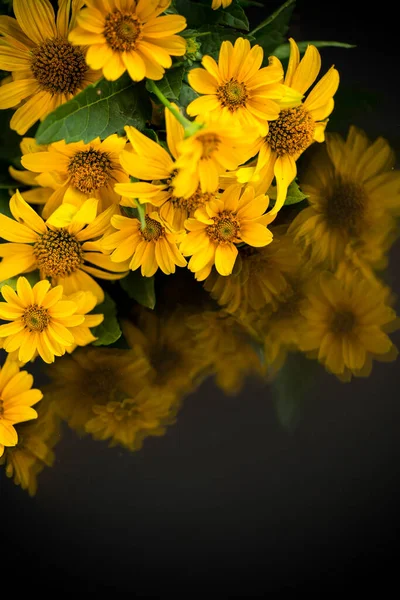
xmin=147 ymin=79 xmax=203 ymax=138
xmin=135 ymin=200 xmax=146 ymax=230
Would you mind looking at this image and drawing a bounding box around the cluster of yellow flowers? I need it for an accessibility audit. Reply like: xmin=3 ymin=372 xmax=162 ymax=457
xmin=0 ymin=0 xmax=399 ymax=486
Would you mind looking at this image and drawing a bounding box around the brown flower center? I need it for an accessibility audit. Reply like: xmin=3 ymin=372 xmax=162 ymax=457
xmin=206 ymin=212 xmax=240 ymax=243
xmin=68 ymin=149 xmax=112 ymax=194
xmin=141 ymin=215 xmax=165 ymax=241
xmin=30 ymin=37 xmax=88 ymax=95
xmin=331 ymin=310 xmax=355 ymax=333
xmin=198 ymin=133 xmax=221 ymax=159
xmin=22 ymin=305 xmax=51 ymax=333
xmin=266 ymin=106 xmax=315 ymax=156
xmin=171 ymin=187 xmax=214 ymax=213
xmin=216 ymin=78 xmax=248 ymax=111
xmin=325 ymin=179 xmax=367 ymax=233
xmin=103 ymin=9 xmax=143 ymax=52
xmin=33 ymin=229 xmax=84 ymax=278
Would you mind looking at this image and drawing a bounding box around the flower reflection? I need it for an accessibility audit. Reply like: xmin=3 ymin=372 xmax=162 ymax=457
xmin=0 ymin=395 xmax=61 ymax=496
xmin=2 ymin=125 xmax=400 ymax=495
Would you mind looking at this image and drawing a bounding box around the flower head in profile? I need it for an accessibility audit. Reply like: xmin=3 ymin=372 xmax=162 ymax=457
xmin=0 ymin=355 xmax=43 ymax=457
xmin=299 ymin=267 xmax=399 ymax=381
xmin=115 ymin=113 xmax=216 ymax=231
xmin=0 ymin=395 xmax=61 ymax=496
xmin=187 ymin=37 xmax=299 ymax=136
xmin=172 ymin=116 xmax=261 ymax=199
xmin=68 ymin=0 xmax=187 ymax=81
xmin=0 ymin=277 xmax=85 ymax=364
xmin=239 ymin=38 xmax=339 ymax=217
xmin=0 ymin=192 xmax=129 ymax=304
xmin=288 ymin=126 xmax=400 ymax=270
xmin=179 ymin=184 xmax=275 ymax=281
xmin=20 ymin=135 xmax=129 ymax=219
xmin=0 ymin=0 xmax=101 ymax=134
xmin=101 ymin=205 xmax=187 ymax=277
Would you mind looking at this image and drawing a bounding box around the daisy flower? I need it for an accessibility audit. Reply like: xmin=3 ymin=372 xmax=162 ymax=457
xmin=20 ymin=134 xmax=129 ymax=219
xmin=0 ymin=355 xmax=43 ymax=457
xmin=179 ymin=184 xmax=274 ymax=280
xmin=101 ymin=205 xmax=187 ymax=277
xmin=0 ymin=0 xmax=101 ymax=134
xmin=299 ymin=268 xmax=399 ymax=381
xmin=115 ymin=111 xmax=215 ymax=230
xmin=0 ymin=192 xmax=129 ymax=304
xmin=187 ymin=37 xmax=300 ymax=136
xmin=0 ymin=277 xmax=85 ymax=364
xmin=238 ymin=38 xmax=339 ymax=217
xmin=68 ymin=0 xmax=187 ymax=82
xmin=172 ymin=115 xmax=261 ymax=199
xmin=288 ymin=125 xmax=400 ymax=269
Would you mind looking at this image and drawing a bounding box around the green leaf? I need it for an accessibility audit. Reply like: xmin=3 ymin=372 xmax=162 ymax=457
xmin=146 ymin=65 xmax=186 ymax=101
xmin=251 ymin=0 xmax=296 ymax=61
xmin=35 ymin=75 xmax=151 ymax=145
xmin=268 ymin=180 xmax=308 ymax=207
xmin=119 ymin=271 xmax=156 ymax=310
xmin=273 ymin=40 xmax=356 ymax=60
xmin=0 ymin=109 xmax=24 ymax=168
xmin=178 ymin=81 xmax=199 ymax=116
xmin=174 ymin=0 xmax=249 ymax=31
xmin=0 ymin=271 xmax=41 ymax=294
xmin=92 ymin=292 xmax=122 ymax=346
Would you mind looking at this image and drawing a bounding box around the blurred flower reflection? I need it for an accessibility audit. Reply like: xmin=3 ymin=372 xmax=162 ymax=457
xmin=1 ymin=126 xmax=399 ymax=495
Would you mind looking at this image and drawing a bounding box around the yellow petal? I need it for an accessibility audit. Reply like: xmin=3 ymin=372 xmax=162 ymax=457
xmin=214 ymin=243 xmax=238 ymax=276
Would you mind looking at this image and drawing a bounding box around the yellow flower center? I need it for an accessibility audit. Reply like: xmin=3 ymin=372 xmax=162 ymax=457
xmin=216 ymin=78 xmax=248 ymax=111
xmin=103 ymin=10 xmax=143 ymax=52
xmin=30 ymin=37 xmax=88 ymax=95
xmin=33 ymin=229 xmax=84 ymax=278
xmin=331 ymin=310 xmax=355 ymax=333
xmin=266 ymin=106 xmax=315 ymax=156
xmin=22 ymin=305 xmax=51 ymax=333
xmin=171 ymin=187 xmax=214 ymax=213
xmin=140 ymin=215 xmax=165 ymax=241
xmin=198 ymin=133 xmax=221 ymax=159
xmin=325 ymin=179 xmax=367 ymax=233
xmin=68 ymin=149 xmax=112 ymax=194
xmin=206 ymin=212 xmax=240 ymax=243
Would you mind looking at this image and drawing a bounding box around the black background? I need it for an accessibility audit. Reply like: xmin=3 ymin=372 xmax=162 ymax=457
xmin=1 ymin=0 xmax=400 ymax=594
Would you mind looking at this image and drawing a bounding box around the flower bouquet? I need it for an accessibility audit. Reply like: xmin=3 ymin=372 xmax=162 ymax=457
xmin=0 ymin=0 xmax=399 ymax=495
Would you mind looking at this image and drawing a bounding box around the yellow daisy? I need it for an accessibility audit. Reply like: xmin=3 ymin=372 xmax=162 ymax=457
xmin=20 ymin=134 xmax=129 ymax=219
xmin=0 ymin=276 xmax=85 ymax=364
xmin=68 ymin=0 xmax=187 ymax=82
xmin=203 ymin=225 xmax=301 ymax=316
xmin=0 ymin=395 xmax=61 ymax=496
xmin=0 ymin=0 xmax=101 ymax=135
xmin=212 ymin=0 xmax=233 ymax=8
xmin=187 ymin=37 xmax=299 ymax=136
xmin=238 ymin=38 xmax=339 ymax=216
xmin=179 ymin=184 xmax=275 ymax=281
xmin=172 ymin=114 xmax=262 ymax=198
xmin=299 ymin=268 xmax=399 ymax=381
xmin=288 ymin=126 xmax=400 ymax=269
xmin=0 ymin=354 xmax=43 ymax=457
xmin=0 ymin=192 xmax=129 ymax=304
xmin=115 ymin=112 xmax=216 ymax=230
xmin=101 ymin=205 xmax=187 ymax=277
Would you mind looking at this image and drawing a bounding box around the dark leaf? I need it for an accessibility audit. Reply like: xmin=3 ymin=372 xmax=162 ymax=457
xmin=92 ymin=292 xmax=122 ymax=346
xmin=251 ymin=0 xmax=296 ymax=61
xmin=174 ymin=0 xmax=249 ymax=31
xmin=146 ymin=65 xmax=186 ymax=101
xmin=120 ymin=271 xmax=156 ymax=310
xmin=35 ymin=75 xmax=151 ymax=145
